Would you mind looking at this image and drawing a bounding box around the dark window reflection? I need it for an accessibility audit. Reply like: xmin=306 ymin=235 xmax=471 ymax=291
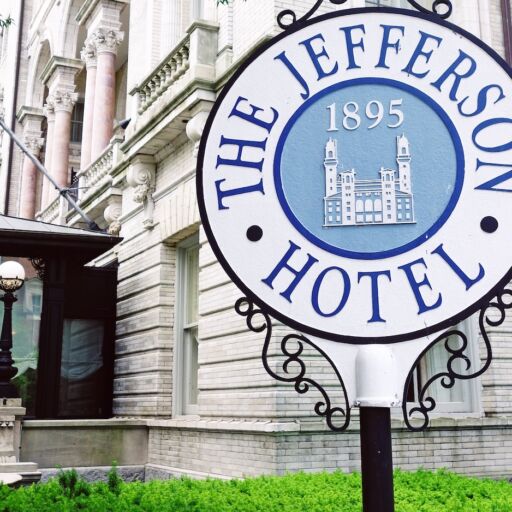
xmin=10 ymin=261 xmax=42 ymax=417
xmin=58 ymin=319 xmax=105 ymax=417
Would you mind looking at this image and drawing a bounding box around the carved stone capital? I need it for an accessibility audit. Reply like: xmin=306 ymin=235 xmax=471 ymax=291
xmin=91 ymin=28 xmax=124 ymax=56
xmin=24 ymin=136 xmax=44 ymax=156
xmin=80 ymin=40 xmax=97 ymax=68
xmin=48 ymin=90 xmax=78 ymax=113
xmin=104 ymin=203 xmax=122 ymax=235
xmin=43 ymin=100 xmax=55 ymax=121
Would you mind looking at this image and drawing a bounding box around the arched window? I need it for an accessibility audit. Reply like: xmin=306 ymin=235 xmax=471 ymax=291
xmin=365 ymin=199 xmax=373 ymax=212
xmin=374 ymin=199 xmax=382 ymax=211
xmin=356 ymin=200 xmax=364 ymax=213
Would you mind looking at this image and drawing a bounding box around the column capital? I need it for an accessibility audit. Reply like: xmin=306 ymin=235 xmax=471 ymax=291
xmin=43 ymin=101 xmax=55 ymax=121
xmin=91 ymin=27 xmax=124 ymax=55
xmin=48 ymin=90 xmax=79 ymax=113
xmin=80 ymin=40 xmax=97 ymax=68
xmin=24 ymin=136 xmax=44 ymax=156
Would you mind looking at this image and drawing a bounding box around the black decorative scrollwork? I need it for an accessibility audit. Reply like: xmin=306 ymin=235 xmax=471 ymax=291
xmin=277 ymin=0 xmax=348 ymax=30
xmin=276 ymin=0 xmax=452 ymax=31
xmin=406 ymin=0 xmax=452 ymax=19
xmin=29 ymin=257 xmax=46 ymax=281
xmin=402 ymin=288 xmax=512 ymax=431
xmin=235 ymin=297 xmax=351 ymax=431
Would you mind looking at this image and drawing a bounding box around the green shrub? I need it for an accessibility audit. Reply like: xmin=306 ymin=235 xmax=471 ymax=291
xmin=0 ymin=469 xmax=511 ymax=512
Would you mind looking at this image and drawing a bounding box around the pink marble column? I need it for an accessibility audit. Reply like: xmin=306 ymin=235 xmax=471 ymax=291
xmin=20 ymin=137 xmax=44 ymax=219
xmin=80 ymin=41 xmax=97 ymax=170
xmin=90 ymin=29 xmax=123 ymax=161
xmin=49 ymin=90 xmax=77 ymax=201
xmin=41 ymin=103 xmax=55 ymax=209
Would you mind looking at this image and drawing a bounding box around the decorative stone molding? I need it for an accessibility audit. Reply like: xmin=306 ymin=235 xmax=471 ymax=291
xmin=186 ymin=111 xmax=210 ymax=158
xmin=126 ymin=155 xmax=156 ymax=229
xmin=104 ymin=203 xmax=122 ymax=235
xmin=80 ymin=40 xmax=97 ymax=68
xmin=24 ymin=136 xmax=44 ymax=156
xmin=43 ymin=101 xmax=55 ymax=121
xmin=91 ymin=28 xmax=124 ymax=56
xmin=48 ymin=90 xmax=78 ymax=113
xmin=127 ymin=159 xmax=155 ymax=204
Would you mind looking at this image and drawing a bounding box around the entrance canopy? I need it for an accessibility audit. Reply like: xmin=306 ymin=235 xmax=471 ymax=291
xmin=0 ymin=215 xmax=121 ymax=261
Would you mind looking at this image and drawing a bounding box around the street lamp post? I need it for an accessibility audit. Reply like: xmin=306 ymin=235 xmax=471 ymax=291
xmin=0 ymin=261 xmax=25 ymax=398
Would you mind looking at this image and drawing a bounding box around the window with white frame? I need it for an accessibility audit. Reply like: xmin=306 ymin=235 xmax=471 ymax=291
xmin=405 ymin=317 xmax=480 ymax=414
xmin=175 ymin=236 xmax=200 ymax=416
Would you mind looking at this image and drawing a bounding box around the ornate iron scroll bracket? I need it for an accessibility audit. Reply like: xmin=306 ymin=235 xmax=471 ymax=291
xmin=277 ymin=0 xmax=453 ymax=31
xmin=402 ymin=288 xmax=512 ymax=432
xmin=235 ymin=297 xmax=351 ymax=432
xmin=29 ymin=257 xmax=46 ymax=281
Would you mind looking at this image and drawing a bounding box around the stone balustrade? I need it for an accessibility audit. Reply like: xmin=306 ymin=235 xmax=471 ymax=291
xmin=77 ymin=134 xmax=124 ymax=203
xmin=133 ymin=36 xmax=191 ymax=115
xmin=128 ymin=21 xmax=218 ymax=135
xmin=38 ymin=196 xmax=60 ymax=224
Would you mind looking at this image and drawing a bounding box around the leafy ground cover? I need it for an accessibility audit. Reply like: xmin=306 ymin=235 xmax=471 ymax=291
xmin=0 ymin=468 xmax=511 ymax=512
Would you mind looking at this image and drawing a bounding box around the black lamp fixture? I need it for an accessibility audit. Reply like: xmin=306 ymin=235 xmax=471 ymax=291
xmin=0 ymin=261 xmax=25 ymax=399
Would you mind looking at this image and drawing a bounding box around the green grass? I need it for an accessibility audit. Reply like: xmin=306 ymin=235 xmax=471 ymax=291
xmin=0 ymin=468 xmax=511 ymax=511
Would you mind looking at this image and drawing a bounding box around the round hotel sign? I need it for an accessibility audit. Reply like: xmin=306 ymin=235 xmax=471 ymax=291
xmin=197 ymin=8 xmax=512 ymax=344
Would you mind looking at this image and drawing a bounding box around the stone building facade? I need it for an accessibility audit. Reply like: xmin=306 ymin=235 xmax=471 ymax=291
xmin=2 ymin=0 xmax=512 ymax=481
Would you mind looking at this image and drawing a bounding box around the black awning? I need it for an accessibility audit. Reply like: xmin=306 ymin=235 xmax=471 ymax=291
xmin=0 ymin=215 xmax=121 ymax=262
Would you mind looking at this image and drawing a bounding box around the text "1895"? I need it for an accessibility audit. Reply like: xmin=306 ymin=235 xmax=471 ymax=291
xmin=327 ymin=99 xmax=405 ymax=131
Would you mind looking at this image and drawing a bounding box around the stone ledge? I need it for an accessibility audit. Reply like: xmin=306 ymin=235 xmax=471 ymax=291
xmin=147 ymin=418 xmax=300 ymax=433
xmin=23 ymin=418 xmax=148 ymax=429
xmin=22 ymin=415 xmax=512 ymax=434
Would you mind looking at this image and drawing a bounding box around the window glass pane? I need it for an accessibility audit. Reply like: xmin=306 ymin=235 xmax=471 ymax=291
xmin=184 ymin=326 xmax=199 ymax=408
xmin=10 ymin=259 xmax=42 ymax=417
xmin=185 ymin=246 xmax=199 ymax=326
xmin=178 ymin=238 xmax=200 ymax=415
xmin=71 ymin=102 xmax=84 ymax=143
xmin=59 ymin=319 xmax=105 ymax=417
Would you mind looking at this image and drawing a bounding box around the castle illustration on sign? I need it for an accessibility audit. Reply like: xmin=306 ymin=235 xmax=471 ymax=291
xmin=323 ymin=135 xmax=416 ymax=227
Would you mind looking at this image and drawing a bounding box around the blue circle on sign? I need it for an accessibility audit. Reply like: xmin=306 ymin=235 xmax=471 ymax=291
xmin=274 ymin=78 xmax=465 ymax=260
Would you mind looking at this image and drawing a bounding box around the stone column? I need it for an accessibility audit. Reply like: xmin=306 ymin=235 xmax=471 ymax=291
xmin=90 ymin=28 xmax=123 ymax=161
xmin=41 ymin=102 xmax=55 ymax=210
xmin=20 ymin=137 xmax=44 ymax=219
xmin=80 ymin=41 xmax=98 ymax=171
xmin=49 ymin=90 xmax=78 ymax=201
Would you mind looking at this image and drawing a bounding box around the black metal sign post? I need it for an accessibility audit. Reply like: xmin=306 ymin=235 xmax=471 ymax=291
xmin=197 ymin=2 xmax=512 ymax=511
xmin=360 ymin=408 xmax=394 ymax=512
